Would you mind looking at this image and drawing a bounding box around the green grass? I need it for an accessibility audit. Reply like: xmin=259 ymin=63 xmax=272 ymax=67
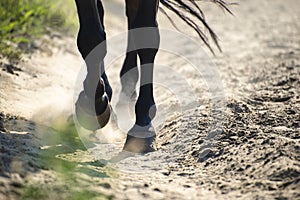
xmin=21 ymin=185 xmax=113 ymax=200
xmin=0 ymin=0 xmax=78 ymax=63
xmin=20 ymin=119 xmax=113 ymax=200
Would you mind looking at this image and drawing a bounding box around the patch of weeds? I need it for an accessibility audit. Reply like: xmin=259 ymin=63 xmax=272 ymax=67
xmin=0 ymin=43 xmax=22 ymax=64
xmin=21 ymin=186 xmax=49 ymax=200
xmin=70 ymin=190 xmax=111 ymax=200
xmin=52 ymin=119 xmax=86 ymax=151
xmin=77 ymin=166 xmax=109 ymax=178
xmin=0 ymin=0 xmax=77 ymax=63
xmin=21 ymin=185 xmax=114 ymax=200
xmin=27 ymin=118 xmax=113 ymax=199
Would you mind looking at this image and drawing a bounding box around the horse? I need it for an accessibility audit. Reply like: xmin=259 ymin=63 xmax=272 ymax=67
xmin=74 ymin=0 xmax=232 ymax=153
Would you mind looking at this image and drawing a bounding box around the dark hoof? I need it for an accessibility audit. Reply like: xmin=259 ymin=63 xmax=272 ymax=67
xmin=96 ymin=104 xmax=111 ymax=128
xmin=75 ymin=91 xmax=111 ymax=131
xmin=122 ymin=125 xmax=156 ymax=153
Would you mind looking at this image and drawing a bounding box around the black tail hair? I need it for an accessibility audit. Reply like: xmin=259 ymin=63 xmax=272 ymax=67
xmin=159 ymin=0 xmax=234 ymax=54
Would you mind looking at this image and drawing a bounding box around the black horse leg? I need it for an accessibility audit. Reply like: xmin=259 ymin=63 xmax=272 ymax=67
xmin=74 ymin=0 xmax=111 ymax=130
xmin=119 ymin=1 xmax=139 ymax=99
xmin=122 ymin=0 xmax=159 ymax=153
xmin=119 ymin=32 xmax=138 ymax=100
xmin=96 ymin=0 xmax=112 ymax=101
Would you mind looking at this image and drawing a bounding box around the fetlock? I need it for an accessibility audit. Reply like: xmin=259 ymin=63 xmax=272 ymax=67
xmin=103 ymin=79 xmax=113 ymax=101
xmin=120 ymin=73 xmax=138 ymax=99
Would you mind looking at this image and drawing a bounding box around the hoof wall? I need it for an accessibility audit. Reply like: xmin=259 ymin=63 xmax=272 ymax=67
xmin=75 ymin=91 xmax=111 ymax=131
xmin=122 ymin=134 xmax=156 ymax=154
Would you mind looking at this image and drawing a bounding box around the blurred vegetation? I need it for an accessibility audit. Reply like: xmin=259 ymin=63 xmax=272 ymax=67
xmin=21 ymin=119 xmax=113 ymax=199
xmin=0 ymin=0 xmax=78 ymax=63
xmin=22 ymin=185 xmax=113 ymax=200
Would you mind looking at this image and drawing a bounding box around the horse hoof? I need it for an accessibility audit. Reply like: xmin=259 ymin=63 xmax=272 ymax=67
xmin=122 ymin=130 xmax=156 ymax=154
xmin=75 ymin=91 xmax=111 ymax=131
xmin=96 ymin=103 xmax=111 ymax=128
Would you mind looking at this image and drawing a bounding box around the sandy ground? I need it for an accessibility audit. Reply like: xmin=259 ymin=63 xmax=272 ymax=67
xmin=0 ymin=0 xmax=300 ymax=199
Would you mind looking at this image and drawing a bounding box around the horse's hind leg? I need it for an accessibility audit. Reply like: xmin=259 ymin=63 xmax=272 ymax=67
xmin=122 ymin=0 xmax=159 ymax=153
xmin=119 ymin=0 xmax=139 ymax=100
xmin=119 ymin=34 xmax=138 ymax=100
xmin=74 ymin=0 xmax=111 ymax=130
xmin=96 ymin=0 xmax=112 ymax=100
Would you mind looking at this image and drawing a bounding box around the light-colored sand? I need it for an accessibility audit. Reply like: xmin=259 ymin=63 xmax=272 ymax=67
xmin=0 ymin=0 xmax=299 ymax=199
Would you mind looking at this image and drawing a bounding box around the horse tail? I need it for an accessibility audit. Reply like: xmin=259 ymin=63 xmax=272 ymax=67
xmin=159 ymin=0 xmax=234 ymax=54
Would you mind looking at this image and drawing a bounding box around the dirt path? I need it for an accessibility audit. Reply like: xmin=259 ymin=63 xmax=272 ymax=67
xmin=1 ymin=0 xmax=300 ymax=199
